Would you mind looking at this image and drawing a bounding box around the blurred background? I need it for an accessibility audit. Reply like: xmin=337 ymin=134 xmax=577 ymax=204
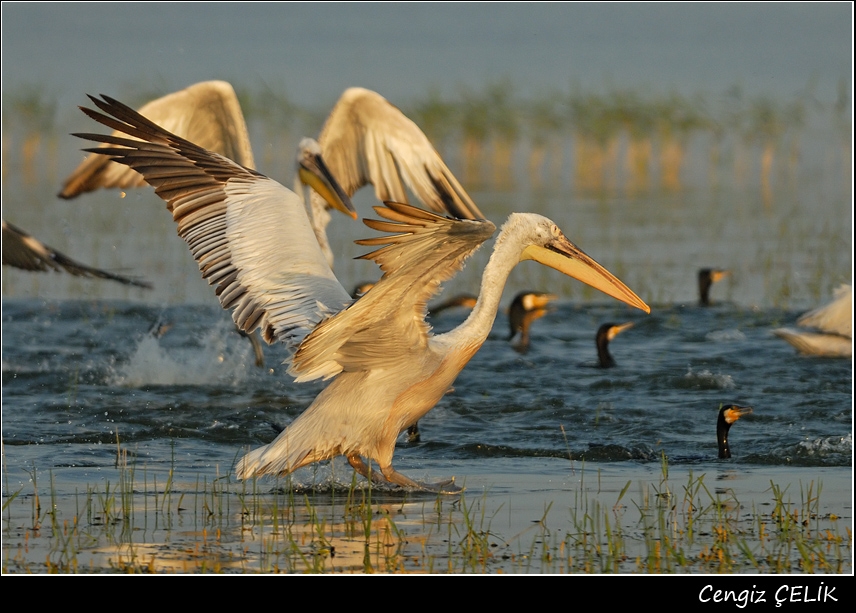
xmin=2 ymin=3 xmax=852 ymax=309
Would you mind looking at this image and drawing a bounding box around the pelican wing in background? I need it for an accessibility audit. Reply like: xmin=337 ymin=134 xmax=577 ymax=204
xmin=317 ymin=87 xmax=484 ymax=220
xmin=2 ymin=218 xmax=152 ymax=289
xmin=74 ymin=94 xmax=352 ymax=350
xmin=59 ymin=81 xmax=254 ymax=199
xmin=796 ymin=284 xmax=852 ymax=338
xmin=76 ymin=93 xmax=649 ymax=493
xmin=773 ymin=284 xmax=852 ymax=358
xmin=59 ymin=82 xmax=484 ymax=269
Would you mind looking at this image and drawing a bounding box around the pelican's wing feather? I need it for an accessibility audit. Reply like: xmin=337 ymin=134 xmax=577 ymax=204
xmin=59 ymin=81 xmax=254 ymax=198
xmin=291 ymin=202 xmax=495 ymax=382
xmin=772 ymin=328 xmax=852 ymax=358
xmin=796 ymin=284 xmax=852 ymax=338
xmin=74 ymin=94 xmax=352 ymax=351
xmin=2 ymin=219 xmax=152 ymax=288
xmin=318 ymin=87 xmax=485 ymax=220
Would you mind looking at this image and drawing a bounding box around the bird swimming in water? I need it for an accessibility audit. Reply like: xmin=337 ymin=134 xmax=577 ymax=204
xmin=595 ymin=322 xmax=635 ymax=368
xmin=698 ymin=268 xmax=730 ymax=306
xmin=717 ymin=404 xmax=752 ymax=459
xmin=2 ymin=218 xmax=151 ymax=289
xmin=508 ymin=291 xmax=557 ymax=351
xmin=773 ymin=284 xmax=852 ymax=358
xmin=429 ymin=293 xmax=479 ymax=315
xmin=354 ymin=282 xmax=477 ymax=319
xmin=75 ymin=93 xmax=650 ymax=493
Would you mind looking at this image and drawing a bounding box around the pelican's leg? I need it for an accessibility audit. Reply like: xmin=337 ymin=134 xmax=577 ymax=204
xmin=347 ymin=454 xmax=386 ymax=484
xmin=380 ymin=464 xmax=462 ymax=494
xmin=406 ymin=423 xmax=421 ymax=443
xmin=235 ymin=326 xmax=265 ymax=368
xmin=247 ymin=330 xmax=265 ymax=368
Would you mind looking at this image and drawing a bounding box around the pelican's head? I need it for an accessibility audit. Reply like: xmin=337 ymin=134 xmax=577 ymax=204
xmin=512 ymin=214 xmax=650 ymax=314
xmin=296 ymin=137 xmax=357 ymax=220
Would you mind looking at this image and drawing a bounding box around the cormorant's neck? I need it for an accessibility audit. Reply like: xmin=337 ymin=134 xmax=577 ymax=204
xmin=699 ymin=274 xmax=712 ymax=306
xmin=717 ymin=417 xmax=732 ymax=459
xmin=597 ymin=333 xmax=615 ymax=368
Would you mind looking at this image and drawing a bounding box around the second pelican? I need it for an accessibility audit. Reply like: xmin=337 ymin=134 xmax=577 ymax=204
xmin=76 ymin=93 xmax=650 ymax=493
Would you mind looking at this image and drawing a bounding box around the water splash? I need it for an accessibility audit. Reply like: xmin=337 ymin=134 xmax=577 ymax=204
xmin=681 ymin=366 xmax=736 ymax=390
xmin=107 ymin=321 xmax=258 ymax=387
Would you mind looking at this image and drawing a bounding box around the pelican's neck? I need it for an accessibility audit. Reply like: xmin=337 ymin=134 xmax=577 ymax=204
xmin=441 ymin=220 xmax=527 ymax=348
xmin=294 ymin=176 xmax=335 ymax=269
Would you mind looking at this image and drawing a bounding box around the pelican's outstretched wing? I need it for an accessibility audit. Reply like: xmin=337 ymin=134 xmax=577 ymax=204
xmin=292 ymin=202 xmax=495 ymax=382
xmin=59 ymin=81 xmax=254 ymax=198
xmin=317 ymin=88 xmax=485 ymax=220
xmin=74 ymin=94 xmax=352 ymax=350
xmin=2 ymin=218 xmax=152 ymax=288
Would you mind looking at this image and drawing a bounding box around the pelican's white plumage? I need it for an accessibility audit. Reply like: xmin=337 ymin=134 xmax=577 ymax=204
xmin=773 ymin=284 xmax=852 ymax=358
xmin=59 ymin=81 xmax=484 ymax=267
xmin=75 ymin=93 xmax=649 ymax=492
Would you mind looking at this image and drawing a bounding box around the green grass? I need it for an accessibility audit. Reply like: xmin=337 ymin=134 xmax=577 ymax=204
xmin=2 ymin=452 xmax=850 ymax=574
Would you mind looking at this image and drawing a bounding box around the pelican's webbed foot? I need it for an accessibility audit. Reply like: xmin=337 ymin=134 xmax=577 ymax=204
xmin=405 ymin=423 xmax=421 ymax=443
xmin=347 ymin=454 xmax=387 ymax=485
xmin=381 ymin=465 xmax=462 ymax=494
xmin=348 ymin=454 xmax=462 ymax=494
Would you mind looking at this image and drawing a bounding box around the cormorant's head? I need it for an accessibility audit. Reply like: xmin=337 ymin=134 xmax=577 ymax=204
xmin=717 ymin=404 xmax=753 ymax=459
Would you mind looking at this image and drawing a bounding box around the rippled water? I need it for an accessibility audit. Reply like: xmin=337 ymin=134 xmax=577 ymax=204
xmin=2 ymin=296 xmax=852 ymax=474
xmin=1 ymin=84 xmax=852 ymax=572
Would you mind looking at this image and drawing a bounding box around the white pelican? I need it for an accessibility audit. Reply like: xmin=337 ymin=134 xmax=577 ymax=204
xmin=59 ymin=81 xmax=484 ymax=267
xmin=698 ymin=268 xmax=730 ymax=306
xmin=717 ymin=404 xmax=753 ymax=459
xmin=508 ymin=291 xmax=556 ymax=351
xmin=773 ymin=284 xmax=852 ymax=358
xmin=75 ymin=93 xmax=650 ymax=492
xmin=595 ymin=322 xmax=635 ymax=368
xmin=2 ymin=218 xmax=151 ymax=289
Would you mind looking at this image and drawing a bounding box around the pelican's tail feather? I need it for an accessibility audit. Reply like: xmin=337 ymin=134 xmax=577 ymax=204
xmin=235 ymin=432 xmax=315 ymax=480
xmin=234 ymin=408 xmax=341 ymax=479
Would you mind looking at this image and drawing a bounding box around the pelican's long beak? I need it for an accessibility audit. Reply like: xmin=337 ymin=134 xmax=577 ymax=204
xmin=521 ymin=237 xmax=650 ymax=314
xmin=723 ymin=405 xmax=753 ymax=424
xmin=298 ymin=150 xmax=358 ymax=220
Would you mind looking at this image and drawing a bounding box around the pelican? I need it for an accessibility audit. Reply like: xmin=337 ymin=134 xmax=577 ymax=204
xmin=773 ymin=284 xmax=852 ymax=358
xmin=75 ymin=93 xmax=650 ymax=492
xmin=59 ymin=81 xmax=357 ymax=364
xmin=59 ymin=81 xmax=484 ymax=267
xmin=354 ymin=284 xmax=477 ymax=443
xmin=595 ymin=322 xmax=634 ymax=368
xmin=717 ymin=404 xmax=752 ymax=459
xmin=698 ymin=268 xmax=729 ymax=306
xmin=2 ymin=218 xmax=151 ymax=289
xmin=508 ymin=291 xmax=557 ymax=351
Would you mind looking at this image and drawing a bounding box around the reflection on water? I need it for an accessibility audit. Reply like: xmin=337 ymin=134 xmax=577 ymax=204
xmin=1 ymin=82 xmax=852 ymax=574
xmin=2 ymin=82 xmax=851 ymax=310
